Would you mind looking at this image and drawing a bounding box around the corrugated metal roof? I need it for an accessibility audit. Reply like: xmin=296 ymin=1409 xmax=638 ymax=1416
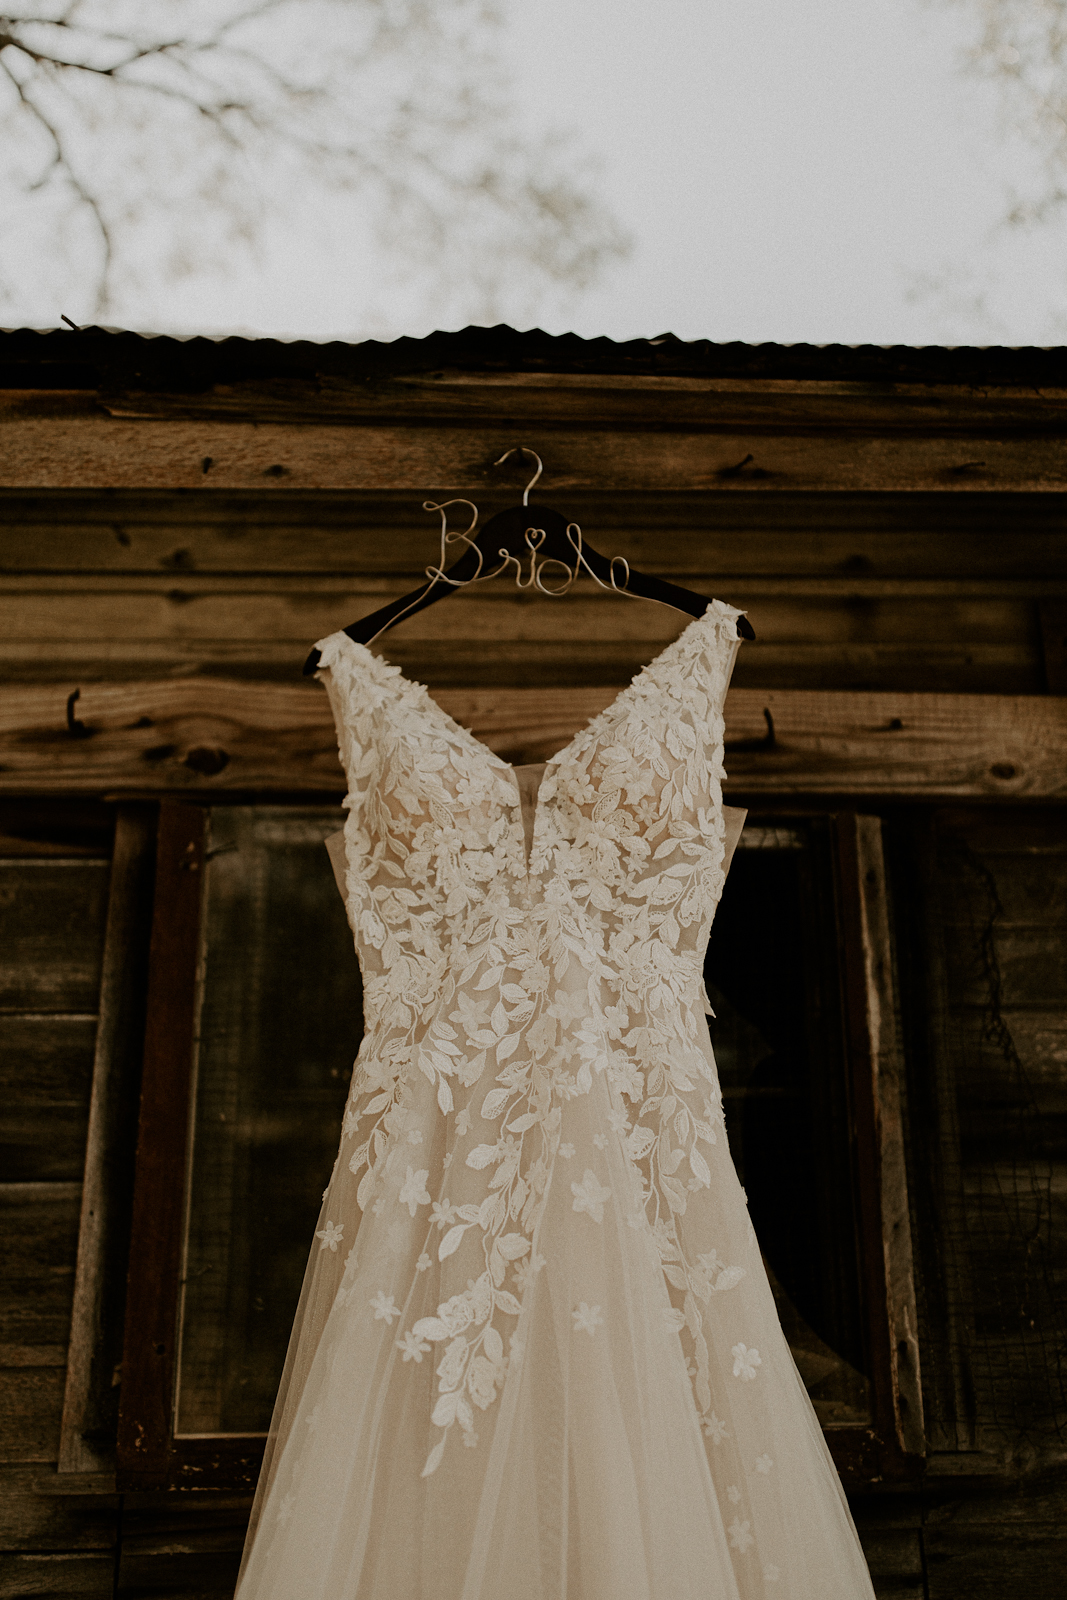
xmin=1 ymin=322 xmax=1065 ymax=388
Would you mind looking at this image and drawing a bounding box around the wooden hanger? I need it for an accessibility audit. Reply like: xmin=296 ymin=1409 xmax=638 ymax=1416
xmin=303 ymin=449 xmax=754 ymax=676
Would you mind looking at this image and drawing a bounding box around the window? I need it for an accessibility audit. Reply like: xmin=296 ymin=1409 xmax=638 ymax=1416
xmin=708 ymin=817 xmax=869 ymax=1429
xmin=114 ymin=801 xmax=923 ymax=1488
xmin=176 ymin=808 xmax=361 ymax=1439
xmin=888 ymin=806 xmax=1067 ymax=1455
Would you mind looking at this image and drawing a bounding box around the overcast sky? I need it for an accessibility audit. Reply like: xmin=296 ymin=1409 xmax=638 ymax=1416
xmin=56 ymin=1 xmax=1067 ymax=346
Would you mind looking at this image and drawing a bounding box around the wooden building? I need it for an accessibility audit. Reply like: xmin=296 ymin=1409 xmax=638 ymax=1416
xmin=1 ymin=323 xmax=1065 ymax=1597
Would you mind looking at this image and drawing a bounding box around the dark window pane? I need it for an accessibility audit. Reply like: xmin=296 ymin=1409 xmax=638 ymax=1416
xmin=175 ymin=808 xmax=362 ymax=1436
xmin=705 ymin=818 xmax=870 ymax=1426
xmin=931 ymin=808 xmax=1067 ymax=1441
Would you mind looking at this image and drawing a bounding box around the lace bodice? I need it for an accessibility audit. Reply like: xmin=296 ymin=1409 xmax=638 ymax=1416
xmin=315 ymin=600 xmax=743 ymax=1475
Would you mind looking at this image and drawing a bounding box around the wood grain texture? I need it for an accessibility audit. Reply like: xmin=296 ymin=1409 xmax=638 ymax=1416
xmin=117 ymin=806 xmax=204 ymax=1488
xmin=3 ymin=416 xmax=1067 ymax=491
xmin=3 ymin=490 xmax=1067 ymax=579
xmin=0 ymin=678 xmax=1065 ymax=798
xmin=0 ymin=1185 xmax=81 ymax=1351
xmin=924 ymin=1527 xmax=1067 ymax=1600
xmin=0 ymin=1114 xmax=90 ymax=1188
xmin=0 ymin=1550 xmax=114 ymax=1598
xmin=0 ymin=1368 xmax=66 ymax=1464
xmin=856 ymin=1527 xmax=925 ymax=1591
xmin=896 ymin=816 xmax=982 ymax=1457
xmin=0 ymin=562 xmax=1044 ymax=691
xmin=833 ymin=816 xmax=910 ymax=1485
xmin=0 ymin=485 xmax=1051 ymax=695
xmin=0 ymin=861 xmax=109 ymax=1011
xmin=0 ymin=1017 xmax=95 ymax=1183
xmin=117 ymin=1495 xmax=251 ymax=1598
xmin=0 ymin=1348 xmax=66 ymax=1370
xmin=0 ymin=1466 xmax=117 ymax=1551
xmin=931 ymin=809 xmax=1067 ymax=1452
xmin=60 ymin=807 xmax=156 ymax=1475
xmin=854 ymin=817 xmax=926 ymax=1458
xmin=0 ymin=1017 xmax=96 ymax=1101
xmin=0 ymin=800 xmax=113 ymax=860
xmin=923 ymin=1462 xmax=1067 ymax=1522
xmin=83 ymin=368 xmax=1067 ymax=429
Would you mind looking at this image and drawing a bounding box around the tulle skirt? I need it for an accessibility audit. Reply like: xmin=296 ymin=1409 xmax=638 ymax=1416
xmin=235 ymin=1037 xmax=875 ymax=1600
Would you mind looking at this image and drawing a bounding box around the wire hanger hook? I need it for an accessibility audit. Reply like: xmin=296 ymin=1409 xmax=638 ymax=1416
xmin=494 ymin=447 xmax=543 ymax=506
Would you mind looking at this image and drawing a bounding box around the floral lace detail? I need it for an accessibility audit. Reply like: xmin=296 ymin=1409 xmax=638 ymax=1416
xmin=316 ymin=600 xmax=743 ymax=1476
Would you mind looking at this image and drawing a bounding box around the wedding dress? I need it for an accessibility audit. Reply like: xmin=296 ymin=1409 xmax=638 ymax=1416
xmin=235 ymin=601 xmax=876 ymax=1599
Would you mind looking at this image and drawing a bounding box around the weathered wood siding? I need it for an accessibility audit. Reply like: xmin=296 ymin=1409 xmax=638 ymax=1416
xmin=0 ymin=805 xmax=118 ymax=1596
xmin=2 ymin=332 xmax=1066 ymax=1596
xmin=0 ymin=490 xmax=1059 ymax=694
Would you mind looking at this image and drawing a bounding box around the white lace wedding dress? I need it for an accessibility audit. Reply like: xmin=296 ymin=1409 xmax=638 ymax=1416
xmin=235 ymin=601 xmax=876 ymax=1600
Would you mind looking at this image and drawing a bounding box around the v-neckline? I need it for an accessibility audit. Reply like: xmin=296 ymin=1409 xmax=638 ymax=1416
xmin=325 ymin=599 xmax=736 ymax=783
xmin=320 ymin=600 xmax=739 ymax=881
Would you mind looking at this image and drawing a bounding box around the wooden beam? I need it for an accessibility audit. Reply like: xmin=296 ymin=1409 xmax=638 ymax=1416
xmin=832 ymin=813 xmax=923 ymax=1481
xmin=59 ymin=806 xmax=156 ymax=1475
xmin=0 ymin=679 xmax=1064 ymax=797
xmin=851 ymin=816 xmax=925 ymax=1457
xmin=91 ymin=370 xmax=1067 ymax=430
xmin=3 ymin=416 xmax=1067 ymax=491
xmin=2 ymin=490 xmax=1066 ymax=580
xmin=8 ymin=372 xmax=1067 ymax=429
xmin=0 ymin=578 xmax=1044 ymax=696
xmin=116 ymin=806 xmax=204 ymax=1489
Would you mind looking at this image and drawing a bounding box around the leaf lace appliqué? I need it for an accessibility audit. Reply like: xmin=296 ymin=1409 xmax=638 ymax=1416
xmin=315 ymin=602 xmax=746 ymax=1475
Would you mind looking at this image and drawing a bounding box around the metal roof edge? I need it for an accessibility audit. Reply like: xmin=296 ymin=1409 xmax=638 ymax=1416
xmin=0 ymin=322 xmax=1064 ymax=388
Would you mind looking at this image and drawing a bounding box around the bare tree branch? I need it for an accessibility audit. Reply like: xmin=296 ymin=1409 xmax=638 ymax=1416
xmin=0 ymin=2 xmax=629 ymax=327
xmin=934 ymin=1 xmax=1067 ymax=224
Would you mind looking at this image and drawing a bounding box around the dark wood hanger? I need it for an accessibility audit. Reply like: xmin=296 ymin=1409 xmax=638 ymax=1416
xmin=303 ymin=452 xmax=754 ymax=676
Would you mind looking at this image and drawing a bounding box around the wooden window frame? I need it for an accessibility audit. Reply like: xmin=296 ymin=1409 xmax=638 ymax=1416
xmin=115 ymin=803 xmax=260 ymax=1489
xmin=110 ymin=798 xmax=924 ymax=1491
xmin=829 ymin=812 xmax=924 ymax=1484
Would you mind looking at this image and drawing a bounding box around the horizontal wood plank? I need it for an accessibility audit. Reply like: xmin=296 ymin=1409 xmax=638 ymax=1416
xmin=0 ymin=1348 xmax=67 ymax=1370
xmin=0 ymin=862 xmax=109 ymax=1011
xmin=9 ymin=371 xmax=1067 ymax=429
xmin=4 ymin=417 xmax=1067 ymax=491
xmin=0 ymin=801 xmax=113 ymax=859
xmin=0 ymin=583 xmax=1044 ymax=694
xmin=0 ymin=1369 xmax=66 ymax=1465
xmin=923 ymin=1466 xmax=1067 ymax=1523
xmin=0 ymin=1551 xmax=114 ymax=1598
xmin=0 ymin=679 xmax=1065 ymax=797
xmin=857 ymin=1527 xmax=925 ymax=1583
xmin=0 ymin=1466 xmax=117 ymax=1551
xmin=0 ymin=1015 xmax=97 ymax=1102
xmin=3 ymin=490 xmax=1067 ymax=580
xmin=117 ymin=1548 xmax=240 ymax=1599
xmin=0 ymin=1016 xmax=95 ymax=1184
xmin=925 ymin=1527 xmax=1067 ymax=1600
xmin=0 ymin=1185 xmax=81 ymax=1349
xmin=0 ymin=1113 xmax=92 ymax=1187
xmin=117 ymin=1499 xmax=250 ymax=1597
xmin=0 ymin=583 xmax=1038 ymax=650
xmin=98 ymin=369 xmax=1067 ymax=431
